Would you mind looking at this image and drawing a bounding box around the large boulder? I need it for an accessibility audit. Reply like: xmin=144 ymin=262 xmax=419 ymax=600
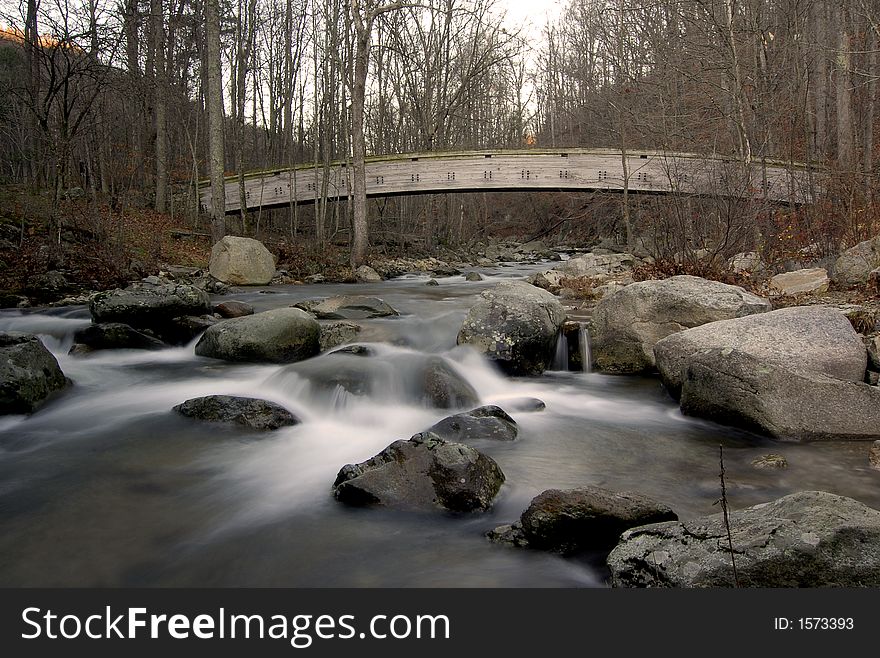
xmin=679 ymin=348 xmax=880 ymax=441
xmin=654 ymin=306 xmax=867 ymax=399
xmin=456 ymin=281 xmax=566 ymax=375
xmin=209 ymin=236 xmax=276 ymax=285
xmin=489 ymin=486 xmax=677 ymax=555
xmin=89 ymin=283 xmax=211 ymax=342
xmin=194 ymin=307 xmax=320 ymax=363
xmin=769 ymin=267 xmax=829 ymax=296
xmin=0 ymin=332 xmax=69 ymax=414
xmin=295 ymin=295 xmax=399 ymax=320
xmin=591 ymin=275 xmax=771 ymax=373
xmin=333 ymin=432 xmax=505 ymax=513
xmin=173 ymin=395 xmax=299 ymax=431
xmin=71 ymin=323 xmax=165 ymax=352
xmin=354 ymin=265 xmax=382 ymax=282
xmin=427 ymin=405 xmax=518 ymax=442
xmin=607 ymin=491 xmax=880 ymax=587
xmin=832 ymin=236 xmax=880 ymax=287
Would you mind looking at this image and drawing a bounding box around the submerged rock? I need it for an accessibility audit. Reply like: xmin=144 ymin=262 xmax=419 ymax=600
xmin=173 ymin=395 xmax=299 ymax=431
xmin=71 ymin=322 xmax=165 ymax=352
xmin=608 ymin=491 xmax=880 ymax=587
xmin=273 ymin=352 xmax=478 ymax=409
xmin=333 ymin=432 xmax=505 ymax=513
xmin=319 ymin=320 xmax=361 ymax=351
xmin=464 ymin=272 xmax=483 ymax=282
xmin=751 ymin=454 xmax=788 ymax=469
xmin=420 ymin=357 xmax=480 ymax=409
xmin=0 ymin=332 xmax=69 ymax=414
xmin=214 ymin=300 xmax=255 ymax=318
xmin=195 ymin=307 xmax=320 ymax=363
xmin=457 ymin=281 xmax=566 ymax=375
xmin=503 ymin=397 xmax=546 ymax=412
xmin=296 ymin=295 xmax=399 ymax=320
xmin=427 ymin=405 xmax=518 ymax=442
xmin=488 ymin=486 xmax=677 ymax=555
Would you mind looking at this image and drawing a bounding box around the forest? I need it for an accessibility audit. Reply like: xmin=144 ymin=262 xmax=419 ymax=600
xmin=0 ymin=0 xmax=877 ymax=287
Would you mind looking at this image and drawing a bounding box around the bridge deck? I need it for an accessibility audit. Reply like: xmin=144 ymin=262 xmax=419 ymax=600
xmin=199 ymin=148 xmax=818 ymax=215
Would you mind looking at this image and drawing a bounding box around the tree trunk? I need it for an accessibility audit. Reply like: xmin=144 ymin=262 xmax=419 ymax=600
xmin=153 ymin=0 xmax=168 ymax=213
xmin=835 ymin=5 xmax=856 ymax=172
xmin=206 ymin=0 xmax=226 ymax=240
xmin=350 ymin=16 xmax=371 ymax=268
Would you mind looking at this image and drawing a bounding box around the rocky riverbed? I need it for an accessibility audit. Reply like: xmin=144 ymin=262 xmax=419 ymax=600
xmin=2 ymin=252 xmax=880 ymax=587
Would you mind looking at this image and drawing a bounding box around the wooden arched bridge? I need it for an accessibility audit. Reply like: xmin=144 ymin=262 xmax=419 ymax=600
xmin=199 ymin=148 xmax=818 ymax=215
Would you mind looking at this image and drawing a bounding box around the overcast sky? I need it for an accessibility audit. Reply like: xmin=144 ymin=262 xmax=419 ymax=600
xmin=500 ymin=0 xmax=563 ymax=42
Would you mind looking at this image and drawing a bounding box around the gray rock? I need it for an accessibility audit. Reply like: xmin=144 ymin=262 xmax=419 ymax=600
xmin=832 ymin=236 xmax=880 ymax=287
xmin=728 ymin=251 xmax=763 ymax=273
xmin=214 ymin=300 xmax=255 ymax=318
xmin=769 ymin=267 xmax=829 ymax=296
xmin=24 ymin=270 xmax=71 ymax=300
xmin=486 ymin=523 xmax=531 ymax=547
xmin=427 ymin=405 xmax=518 ymax=442
xmin=195 ymin=307 xmax=320 ymax=363
xmin=864 ymin=333 xmax=880 ymax=371
xmin=319 ymin=320 xmax=361 ymax=351
xmin=425 ymin=279 xmax=439 ymax=287
xmin=165 ymin=314 xmax=219 ymax=344
xmin=592 ymin=275 xmax=771 ymax=373
xmin=421 ymin=356 xmax=480 ymax=409
xmin=464 ymin=272 xmax=483 ymax=282
xmin=0 ymin=332 xmax=69 ymax=414
xmin=528 ymin=269 xmax=566 ymax=293
xmin=173 ymin=395 xmax=299 ymax=431
xmin=71 ymin=323 xmax=165 ymax=352
xmin=89 ymin=283 xmax=211 ymax=342
xmin=555 ymin=253 xmax=636 ymax=280
xmin=355 ymin=265 xmax=382 ymax=282
xmin=870 ymin=442 xmax=880 ymax=470
xmin=295 ymin=295 xmax=399 ymax=320
xmin=333 ymin=432 xmax=505 ymax=512
xmin=654 ymin=306 xmax=867 ymax=399
xmin=209 ymin=236 xmax=276 ymax=285
xmin=457 ymin=281 xmax=566 ymax=375
xmin=679 ymin=348 xmax=880 ymax=441
xmin=608 ymin=491 xmax=880 ymax=587
xmin=514 ymin=486 xmax=678 ymax=555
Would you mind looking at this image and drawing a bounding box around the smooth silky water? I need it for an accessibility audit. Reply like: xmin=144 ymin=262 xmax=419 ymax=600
xmin=1 ymin=264 xmax=879 ymax=586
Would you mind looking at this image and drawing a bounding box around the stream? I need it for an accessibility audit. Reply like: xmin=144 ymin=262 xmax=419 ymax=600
xmin=1 ymin=262 xmax=879 ymax=587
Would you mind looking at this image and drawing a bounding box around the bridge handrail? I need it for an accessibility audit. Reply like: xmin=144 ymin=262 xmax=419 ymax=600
xmin=197 ymin=147 xmax=823 ymax=188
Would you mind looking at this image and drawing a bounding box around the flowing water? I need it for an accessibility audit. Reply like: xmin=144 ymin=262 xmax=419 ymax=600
xmin=1 ymin=263 xmax=879 ymax=587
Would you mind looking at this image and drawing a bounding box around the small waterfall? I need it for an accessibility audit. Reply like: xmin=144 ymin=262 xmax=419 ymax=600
xmin=551 ymin=331 xmax=569 ymax=371
xmin=579 ymin=323 xmax=592 ymax=373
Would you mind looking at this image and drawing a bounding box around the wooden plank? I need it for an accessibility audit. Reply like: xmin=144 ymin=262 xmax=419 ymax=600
xmin=199 ymin=149 xmax=820 ymax=215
